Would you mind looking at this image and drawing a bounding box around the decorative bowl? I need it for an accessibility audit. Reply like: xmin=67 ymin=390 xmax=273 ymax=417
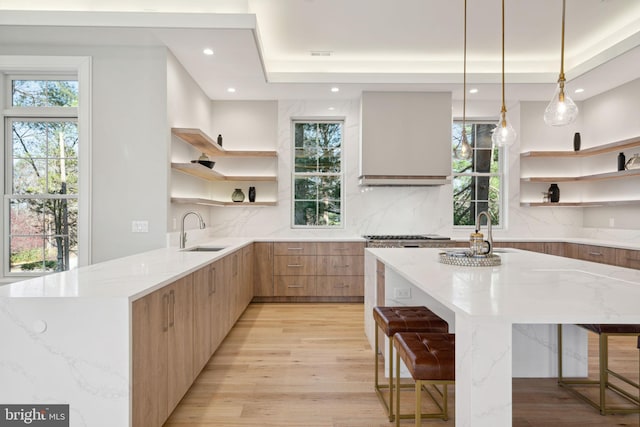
xmin=191 ymin=159 xmax=215 ymax=169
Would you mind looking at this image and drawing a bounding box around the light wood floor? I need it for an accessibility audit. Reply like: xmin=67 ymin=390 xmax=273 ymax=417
xmin=165 ymin=303 xmax=640 ymax=427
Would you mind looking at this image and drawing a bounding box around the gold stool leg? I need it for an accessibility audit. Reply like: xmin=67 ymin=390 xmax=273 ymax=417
xmin=389 ymin=333 xmax=394 ymax=421
xmin=396 ymin=350 xmax=401 ymax=427
xmin=415 ymin=380 xmax=422 ymax=427
xmin=599 ymin=333 xmax=607 ymax=415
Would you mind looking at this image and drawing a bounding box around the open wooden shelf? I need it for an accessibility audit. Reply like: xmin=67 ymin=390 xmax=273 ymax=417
xmin=171 ymin=128 xmax=277 ymax=158
xmin=520 ymin=200 xmax=640 ymax=207
xmin=521 ymin=168 xmax=640 ymax=183
xmin=521 ymin=136 xmax=640 ymax=158
xmin=171 ymin=197 xmax=277 ymax=207
xmin=171 ymin=163 xmax=277 ymax=182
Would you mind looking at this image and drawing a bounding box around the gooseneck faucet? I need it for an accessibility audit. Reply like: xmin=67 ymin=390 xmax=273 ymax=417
xmin=180 ymin=211 xmax=206 ymax=249
xmin=475 ymin=211 xmax=493 ymax=255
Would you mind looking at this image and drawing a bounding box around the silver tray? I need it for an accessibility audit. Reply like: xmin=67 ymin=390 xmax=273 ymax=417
xmin=439 ymin=251 xmax=501 ymax=267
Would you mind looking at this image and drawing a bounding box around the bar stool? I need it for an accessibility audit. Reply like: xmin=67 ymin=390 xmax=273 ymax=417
xmin=373 ymin=306 xmax=448 ymax=421
xmin=393 ymin=332 xmax=455 ymax=426
xmin=558 ymin=323 xmax=640 ymax=414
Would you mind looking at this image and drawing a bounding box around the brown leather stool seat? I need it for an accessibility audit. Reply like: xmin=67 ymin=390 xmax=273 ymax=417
xmin=558 ymin=323 xmax=640 ymax=415
xmin=393 ymin=332 xmax=455 ymax=426
xmin=373 ymin=306 xmax=448 ymax=421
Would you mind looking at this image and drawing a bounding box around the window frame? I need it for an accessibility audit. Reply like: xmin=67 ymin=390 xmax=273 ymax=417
xmin=0 ymin=56 xmax=91 ymax=281
xmin=290 ymin=119 xmax=345 ymax=229
xmin=451 ymin=119 xmax=505 ymax=229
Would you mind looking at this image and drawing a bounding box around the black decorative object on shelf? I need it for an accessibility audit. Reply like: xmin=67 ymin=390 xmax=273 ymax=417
xmin=217 ymin=134 xmax=223 ymax=147
xmin=618 ymin=152 xmax=626 ymax=171
xmin=232 ymin=188 xmax=245 ymax=202
xmin=248 ymin=186 xmax=256 ymax=203
xmin=573 ymin=132 xmax=581 ymax=151
xmin=548 ymin=183 xmax=560 ymax=203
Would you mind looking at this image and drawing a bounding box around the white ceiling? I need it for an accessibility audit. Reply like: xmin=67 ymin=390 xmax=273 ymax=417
xmin=1 ymin=0 xmax=640 ymax=105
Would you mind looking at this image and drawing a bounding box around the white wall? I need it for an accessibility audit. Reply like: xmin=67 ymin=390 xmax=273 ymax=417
xmin=581 ymin=77 xmax=640 ymax=236
xmin=0 ymin=44 xmax=169 ymax=263
xmin=166 ymin=52 xmax=214 ymax=245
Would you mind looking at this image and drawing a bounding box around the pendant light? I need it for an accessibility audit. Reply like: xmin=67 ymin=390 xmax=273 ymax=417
xmin=454 ymin=0 xmax=473 ymax=160
xmin=544 ymin=0 xmax=578 ymax=126
xmin=491 ymin=0 xmax=517 ymax=147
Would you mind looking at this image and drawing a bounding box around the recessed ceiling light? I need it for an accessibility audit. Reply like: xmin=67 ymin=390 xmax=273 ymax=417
xmin=328 ymin=107 xmax=335 ymax=111
xmin=227 ymin=87 xmax=236 ymax=93
xmin=203 ymin=48 xmax=214 ymax=56
xmin=331 ymin=87 xmax=339 ymax=93
xmin=574 ymin=88 xmax=584 ymax=93
xmin=469 ymin=88 xmax=478 ymax=94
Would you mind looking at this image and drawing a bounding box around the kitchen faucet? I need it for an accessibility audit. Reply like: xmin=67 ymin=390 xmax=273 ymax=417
xmin=180 ymin=211 xmax=206 ymax=249
xmin=475 ymin=211 xmax=493 ymax=255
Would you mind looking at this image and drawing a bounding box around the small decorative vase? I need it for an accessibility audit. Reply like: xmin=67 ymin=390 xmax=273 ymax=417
xmin=573 ymin=132 xmax=581 ymax=151
xmin=231 ymin=188 xmax=245 ymax=202
xmin=217 ymin=134 xmax=223 ymax=147
xmin=548 ymin=183 xmax=560 ymax=203
xmin=248 ymin=186 xmax=256 ymax=203
xmin=618 ymin=152 xmax=626 ymax=171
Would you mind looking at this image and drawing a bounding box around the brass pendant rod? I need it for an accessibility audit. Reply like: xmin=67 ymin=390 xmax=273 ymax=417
xmin=500 ymin=0 xmax=506 ymax=114
xmin=463 ymin=0 xmax=467 ymax=127
xmin=559 ymin=0 xmax=566 ymax=81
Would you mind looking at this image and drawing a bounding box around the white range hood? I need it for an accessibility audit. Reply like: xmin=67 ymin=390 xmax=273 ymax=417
xmin=359 ymin=91 xmax=452 ymax=186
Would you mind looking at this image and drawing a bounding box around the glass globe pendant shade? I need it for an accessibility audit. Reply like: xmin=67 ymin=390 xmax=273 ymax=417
xmin=543 ymin=83 xmax=578 ymax=126
xmin=491 ymin=111 xmax=517 ymax=147
xmin=455 ymin=129 xmax=473 ymax=160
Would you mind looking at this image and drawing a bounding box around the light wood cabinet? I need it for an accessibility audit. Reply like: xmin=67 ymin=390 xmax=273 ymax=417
xmin=316 ymin=255 xmax=364 ymax=276
xmin=316 ymin=276 xmax=363 ymax=297
xmin=274 ymin=255 xmax=317 ymax=276
xmin=132 ymin=274 xmax=193 ymax=427
xmin=273 ymin=242 xmax=317 ymax=256
xmin=192 ymin=264 xmax=213 ymax=375
xmin=615 ymin=248 xmax=640 ymax=270
xmin=241 ymin=244 xmax=254 ymax=309
xmin=253 ymin=242 xmax=274 ymax=296
xmin=132 ymin=247 xmax=255 ymax=427
xmin=275 ymin=276 xmax=317 ymax=296
xmin=260 ymin=241 xmax=365 ymax=300
xmin=565 ymin=243 xmax=617 ymax=265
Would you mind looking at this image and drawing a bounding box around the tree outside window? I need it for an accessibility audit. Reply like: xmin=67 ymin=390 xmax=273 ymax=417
xmin=292 ymin=121 xmax=343 ymax=227
xmin=452 ymin=121 xmax=502 ymax=227
xmin=6 ymin=79 xmax=79 ymax=274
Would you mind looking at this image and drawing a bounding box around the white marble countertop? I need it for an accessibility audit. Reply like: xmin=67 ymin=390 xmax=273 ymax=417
xmin=0 ymin=236 xmax=366 ymax=300
xmin=0 ymin=237 xmax=254 ymax=300
xmin=368 ymin=247 xmax=640 ymax=324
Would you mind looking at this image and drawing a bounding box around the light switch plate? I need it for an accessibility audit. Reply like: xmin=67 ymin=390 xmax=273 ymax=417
xmin=394 ymin=288 xmax=411 ymax=299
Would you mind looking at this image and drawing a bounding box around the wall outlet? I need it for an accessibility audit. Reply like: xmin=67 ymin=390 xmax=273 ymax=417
xmin=394 ymin=288 xmax=411 ymax=299
xmin=131 ymin=220 xmax=149 ymax=233
xmin=609 ymin=217 xmax=615 ymax=227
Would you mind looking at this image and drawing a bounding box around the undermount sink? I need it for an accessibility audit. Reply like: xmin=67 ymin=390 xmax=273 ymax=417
xmin=182 ymin=246 xmax=226 ymax=252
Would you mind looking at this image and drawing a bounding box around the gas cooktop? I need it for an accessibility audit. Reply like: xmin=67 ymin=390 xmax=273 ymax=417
xmin=363 ymin=234 xmax=450 ymax=241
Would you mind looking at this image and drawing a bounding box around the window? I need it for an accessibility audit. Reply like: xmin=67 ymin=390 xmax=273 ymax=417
xmin=4 ymin=78 xmax=79 ymax=275
xmin=452 ymin=121 xmax=503 ymax=227
xmin=292 ymin=120 xmax=343 ymax=227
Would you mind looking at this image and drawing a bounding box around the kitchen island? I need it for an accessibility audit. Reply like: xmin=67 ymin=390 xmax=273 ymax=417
xmin=364 ymin=247 xmax=640 ymax=427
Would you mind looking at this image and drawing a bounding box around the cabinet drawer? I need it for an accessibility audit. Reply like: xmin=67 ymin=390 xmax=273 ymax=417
xmin=317 ymin=255 xmax=364 ymax=276
xmin=274 ymin=255 xmax=316 ymax=275
xmin=615 ymin=248 xmax=640 ymax=270
xmin=273 ymin=242 xmax=317 ymax=256
xmin=575 ymin=244 xmax=616 ymax=265
xmin=316 ymin=276 xmax=363 ymax=297
xmin=274 ymin=276 xmax=316 ymax=296
xmin=316 ymin=242 xmax=364 ymax=256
